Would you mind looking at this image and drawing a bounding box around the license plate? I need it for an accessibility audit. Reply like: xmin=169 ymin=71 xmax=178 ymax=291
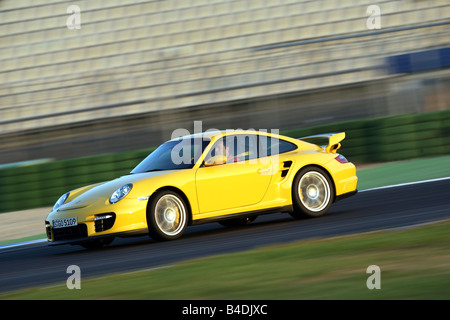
xmin=53 ymin=217 xmax=77 ymax=229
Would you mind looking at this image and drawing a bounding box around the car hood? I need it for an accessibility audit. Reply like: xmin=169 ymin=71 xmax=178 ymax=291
xmin=57 ymin=170 xmax=175 ymax=210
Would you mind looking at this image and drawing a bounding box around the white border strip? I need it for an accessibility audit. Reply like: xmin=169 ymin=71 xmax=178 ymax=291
xmin=359 ymin=176 xmax=450 ymax=193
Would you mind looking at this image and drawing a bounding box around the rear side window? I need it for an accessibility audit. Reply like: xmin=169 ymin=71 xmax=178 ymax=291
xmin=259 ymin=135 xmax=297 ymax=157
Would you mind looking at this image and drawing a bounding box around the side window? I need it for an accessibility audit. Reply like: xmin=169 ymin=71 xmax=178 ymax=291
xmin=236 ymin=134 xmax=258 ymax=161
xmin=206 ymin=135 xmax=259 ymax=164
xmin=204 ymin=134 xmax=297 ymax=165
xmin=205 ymin=136 xmax=238 ymax=164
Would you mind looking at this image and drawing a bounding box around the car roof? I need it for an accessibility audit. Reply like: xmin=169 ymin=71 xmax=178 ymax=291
xmin=167 ymin=129 xmax=311 ymax=153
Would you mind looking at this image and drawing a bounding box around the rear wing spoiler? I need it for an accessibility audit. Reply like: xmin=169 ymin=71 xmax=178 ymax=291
xmin=298 ymin=132 xmax=345 ymax=154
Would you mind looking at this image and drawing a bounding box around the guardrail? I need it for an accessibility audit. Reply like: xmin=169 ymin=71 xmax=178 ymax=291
xmin=0 ymin=110 xmax=449 ymax=214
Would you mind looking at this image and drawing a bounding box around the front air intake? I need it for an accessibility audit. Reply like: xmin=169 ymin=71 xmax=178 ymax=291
xmin=94 ymin=213 xmax=116 ymax=232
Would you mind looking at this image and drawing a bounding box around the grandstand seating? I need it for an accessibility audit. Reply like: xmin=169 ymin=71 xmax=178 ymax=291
xmin=0 ymin=0 xmax=449 ymax=135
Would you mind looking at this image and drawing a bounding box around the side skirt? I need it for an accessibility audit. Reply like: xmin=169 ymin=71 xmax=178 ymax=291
xmin=191 ymin=205 xmax=293 ymax=225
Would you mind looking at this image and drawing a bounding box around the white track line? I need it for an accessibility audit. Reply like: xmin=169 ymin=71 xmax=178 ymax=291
xmin=0 ymin=239 xmax=47 ymax=250
xmin=2 ymin=176 xmax=450 ymax=250
xmin=359 ymin=176 xmax=450 ymax=192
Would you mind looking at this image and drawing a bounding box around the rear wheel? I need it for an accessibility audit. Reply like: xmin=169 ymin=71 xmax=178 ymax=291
xmin=147 ymin=190 xmax=188 ymax=241
xmin=290 ymin=167 xmax=334 ymax=219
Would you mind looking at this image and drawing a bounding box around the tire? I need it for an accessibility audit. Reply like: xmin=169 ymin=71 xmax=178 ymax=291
xmin=290 ymin=167 xmax=334 ymax=219
xmin=147 ymin=190 xmax=188 ymax=241
xmin=218 ymin=216 xmax=257 ymax=227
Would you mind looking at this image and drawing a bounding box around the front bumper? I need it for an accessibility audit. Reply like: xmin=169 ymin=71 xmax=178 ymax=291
xmin=45 ymin=199 xmax=148 ymax=245
xmin=46 ymin=228 xmax=149 ymax=246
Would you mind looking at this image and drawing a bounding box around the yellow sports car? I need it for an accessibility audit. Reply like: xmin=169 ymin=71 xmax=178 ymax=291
xmin=45 ymin=130 xmax=357 ymax=248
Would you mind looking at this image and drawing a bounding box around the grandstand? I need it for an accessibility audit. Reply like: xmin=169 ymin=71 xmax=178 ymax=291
xmin=0 ymin=0 xmax=449 ymax=163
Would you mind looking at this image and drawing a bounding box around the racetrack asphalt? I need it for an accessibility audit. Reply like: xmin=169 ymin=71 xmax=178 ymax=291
xmin=1 ymin=179 xmax=449 ymax=294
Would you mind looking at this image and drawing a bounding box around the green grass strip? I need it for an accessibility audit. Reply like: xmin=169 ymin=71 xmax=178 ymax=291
xmin=0 ymin=234 xmax=46 ymax=246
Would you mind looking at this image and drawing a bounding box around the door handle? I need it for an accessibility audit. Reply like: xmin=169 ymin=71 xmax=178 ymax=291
xmin=257 ymin=166 xmax=272 ymax=175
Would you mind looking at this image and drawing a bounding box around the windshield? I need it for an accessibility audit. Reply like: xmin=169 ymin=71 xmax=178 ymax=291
xmin=131 ymin=138 xmax=210 ymax=173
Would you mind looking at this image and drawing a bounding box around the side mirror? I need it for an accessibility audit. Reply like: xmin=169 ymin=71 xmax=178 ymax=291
xmin=204 ymin=155 xmax=227 ymax=167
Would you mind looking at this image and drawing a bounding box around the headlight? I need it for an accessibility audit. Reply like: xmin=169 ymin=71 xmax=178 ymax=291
xmin=110 ymin=184 xmax=133 ymax=204
xmin=53 ymin=192 xmax=69 ymax=211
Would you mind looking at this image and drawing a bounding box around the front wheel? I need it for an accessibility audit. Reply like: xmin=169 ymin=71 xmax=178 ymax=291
xmin=290 ymin=167 xmax=334 ymax=219
xmin=147 ymin=190 xmax=188 ymax=241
